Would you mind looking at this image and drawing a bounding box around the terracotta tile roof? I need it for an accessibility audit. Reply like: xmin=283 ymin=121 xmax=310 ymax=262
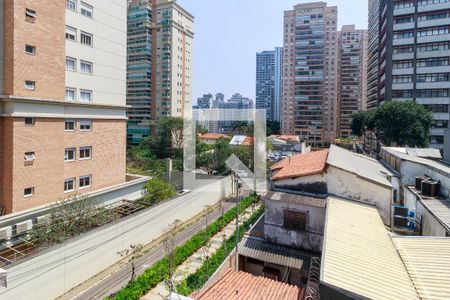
xmin=242 ymin=136 xmax=254 ymax=146
xmin=269 ymin=135 xmax=301 ymax=143
xmin=271 ymin=150 xmax=328 ymax=181
xmin=195 ymin=270 xmax=303 ymax=300
xmin=198 ymin=133 xmax=229 ymax=140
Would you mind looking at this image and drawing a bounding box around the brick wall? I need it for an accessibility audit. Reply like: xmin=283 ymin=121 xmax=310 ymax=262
xmin=8 ymin=117 xmax=126 ymax=213
xmin=3 ymin=0 xmax=65 ymax=99
xmin=0 ymin=118 xmax=14 ymax=214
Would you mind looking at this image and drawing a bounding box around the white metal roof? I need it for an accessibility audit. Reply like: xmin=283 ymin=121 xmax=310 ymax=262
xmin=327 ymin=145 xmax=393 ymax=187
xmin=419 ymin=198 xmax=450 ymax=232
xmin=321 ymin=197 xmax=420 ymax=300
xmin=392 ymin=237 xmax=450 ymax=300
xmin=229 ymin=135 xmax=247 ymax=145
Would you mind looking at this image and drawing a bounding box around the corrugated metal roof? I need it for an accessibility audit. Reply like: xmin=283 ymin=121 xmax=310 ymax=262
xmin=392 ymin=237 xmax=450 ymax=300
xmin=239 ymin=236 xmax=315 ymax=270
xmin=263 ymin=191 xmax=327 ymax=208
xmin=327 ymin=145 xmax=393 ymax=187
xmin=195 ymin=270 xmax=303 ymax=300
xmin=420 ymin=198 xmax=450 ymax=232
xmin=321 ymin=197 xmax=420 ymax=300
xmin=384 ymin=147 xmax=442 ymax=159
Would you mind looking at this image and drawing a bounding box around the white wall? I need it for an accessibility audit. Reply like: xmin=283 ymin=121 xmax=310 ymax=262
xmin=400 ymin=161 xmax=450 ymax=198
xmin=0 ymin=177 xmax=232 ymax=300
xmin=327 ymin=166 xmax=392 ymax=225
xmin=65 ymin=0 xmax=127 ymax=106
xmin=416 ymin=201 xmax=447 ymax=237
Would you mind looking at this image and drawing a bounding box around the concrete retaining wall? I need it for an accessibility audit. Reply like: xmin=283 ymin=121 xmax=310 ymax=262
xmin=0 ymin=176 xmax=232 ymax=300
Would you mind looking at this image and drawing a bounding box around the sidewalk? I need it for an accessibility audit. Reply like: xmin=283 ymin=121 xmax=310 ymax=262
xmin=142 ymin=204 xmax=261 ymax=300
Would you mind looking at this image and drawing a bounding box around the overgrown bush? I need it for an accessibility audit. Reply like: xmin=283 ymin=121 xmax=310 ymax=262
xmin=143 ymin=178 xmax=177 ymax=205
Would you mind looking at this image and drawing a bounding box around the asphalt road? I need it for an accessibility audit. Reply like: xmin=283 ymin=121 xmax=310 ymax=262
xmin=72 ymin=200 xmax=235 ymax=300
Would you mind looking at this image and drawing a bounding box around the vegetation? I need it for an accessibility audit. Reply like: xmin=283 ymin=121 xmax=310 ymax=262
xmin=351 ymin=101 xmax=433 ymax=147
xmin=107 ymin=195 xmax=258 ymax=300
xmin=30 ymin=194 xmax=115 ymax=247
xmin=143 ymin=178 xmax=177 ymax=205
xmin=177 ymin=205 xmax=264 ymax=295
xmin=266 ymin=120 xmax=281 ymax=136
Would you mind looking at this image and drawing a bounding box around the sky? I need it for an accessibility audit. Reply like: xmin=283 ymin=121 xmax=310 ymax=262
xmin=177 ymin=0 xmax=369 ymax=102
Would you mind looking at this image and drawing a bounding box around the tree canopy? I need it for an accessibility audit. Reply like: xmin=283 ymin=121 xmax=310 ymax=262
xmin=351 ymin=101 xmax=433 ymax=147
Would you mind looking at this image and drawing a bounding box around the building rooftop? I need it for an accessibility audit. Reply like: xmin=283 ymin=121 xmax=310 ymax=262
xmin=321 ymin=197 xmax=420 ymax=300
xmin=383 ymin=147 xmax=442 ymax=160
xmin=198 ymin=133 xmax=229 ymax=140
xmin=271 ymin=149 xmax=328 ymax=180
xmin=194 ymin=270 xmax=304 ymax=300
xmin=268 ymin=135 xmax=300 ymax=143
xmin=263 ymin=191 xmax=327 ymax=208
xmin=392 ymin=236 xmax=450 ymax=300
xmin=229 ymin=135 xmax=253 ymax=146
xmin=239 ymin=235 xmax=315 ymax=270
xmin=419 ymin=197 xmax=450 ymax=233
xmin=327 ymin=145 xmax=393 ymax=187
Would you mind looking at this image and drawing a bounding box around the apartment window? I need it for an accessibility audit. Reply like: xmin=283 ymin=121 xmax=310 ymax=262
xmin=283 ymin=210 xmax=306 ymax=231
xmin=430 ymin=135 xmax=445 ymax=144
xmin=66 ymin=0 xmax=76 ymax=11
xmin=393 ymin=75 xmax=413 ymax=84
xmin=394 ymin=1 xmax=414 ymax=9
xmin=80 ymin=90 xmax=92 ymax=102
xmin=394 ymin=31 xmax=414 ymax=39
xmin=393 ymin=45 xmax=414 ymax=54
xmin=417 ymin=73 xmax=450 ymax=83
xmin=395 ymin=16 xmax=413 ymax=24
xmin=24 ymin=152 xmax=36 ymax=162
xmin=80 ymin=147 xmax=92 ymax=160
xmin=80 ymin=2 xmax=93 ymax=18
xmin=25 ymin=8 xmax=36 ymax=22
xmin=417 ymin=89 xmax=449 ymax=98
xmin=424 ymin=104 xmax=448 ymax=113
xmin=432 ymin=120 xmax=448 ymax=129
xmin=65 ymin=88 xmax=76 ymax=101
xmin=64 ymin=178 xmax=75 ymax=193
xmin=65 ymin=120 xmax=76 ymax=131
xmin=418 ymin=26 xmax=450 ymax=37
xmin=80 ymin=32 xmax=93 ymax=46
xmin=417 ymin=42 xmax=450 ymax=52
xmin=80 ymin=119 xmax=92 ymax=131
xmin=393 ymin=60 xmax=413 ymax=69
xmin=80 ymin=60 xmax=93 ymax=74
xmin=419 ymin=0 xmax=450 ymax=6
xmin=66 ymin=26 xmax=77 ymax=41
xmin=393 ymin=90 xmax=414 ymax=98
xmin=25 ymin=45 xmax=35 ymax=55
xmin=419 ymin=11 xmax=450 ymax=21
xmin=24 ymin=187 xmax=34 ymax=198
xmin=65 ymin=148 xmax=76 ymax=162
xmin=79 ymin=175 xmax=91 ymax=189
xmin=24 ymin=117 xmax=35 ymax=126
xmin=25 ymin=81 xmax=35 ymax=90
xmin=417 ymin=57 xmax=449 ymax=67
xmin=66 ymin=57 xmax=76 ymax=71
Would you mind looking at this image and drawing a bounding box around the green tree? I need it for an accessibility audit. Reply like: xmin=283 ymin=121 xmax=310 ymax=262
xmin=143 ymin=178 xmax=176 ymax=204
xmin=352 ymin=101 xmax=432 ymax=147
xmin=232 ymin=121 xmax=249 ymax=135
xmin=266 ymin=121 xmax=281 ymax=136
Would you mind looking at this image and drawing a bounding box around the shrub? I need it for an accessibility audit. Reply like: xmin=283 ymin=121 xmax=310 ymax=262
xmin=143 ymin=178 xmax=176 ymax=204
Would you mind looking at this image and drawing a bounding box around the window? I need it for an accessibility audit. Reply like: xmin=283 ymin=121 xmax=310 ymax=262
xmin=417 ymin=57 xmax=449 ymax=67
xmin=393 ymin=60 xmax=413 ymax=69
xmin=65 ymin=148 xmax=76 ymax=162
xmin=66 ymin=0 xmax=76 ymax=11
xmin=418 ymin=26 xmax=450 ymax=37
xmin=24 ymin=117 xmax=35 ymax=126
xmin=80 ymin=119 xmax=92 ymax=131
xmin=25 ymin=45 xmax=35 ymax=55
xmin=65 ymin=88 xmax=76 ymax=101
xmin=283 ymin=210 xmax=307 ymax=231
xmin=25 ymin=81 xmax=35 ymax=90
xmin=416 ymin=89 xmax=449 ymax=98
xmin=80 ymin=147 xmax=92 ymax=160
xmin=393 ymin=90 xmax=414 ymax=98
xmin=66 ymin=26 xmax=77 ymax=41
xmin=64 ymin=178 xmax=75 ymax=193
xmin=424 ymin=104 xmax=448 ymax=113
xmin=394 ymin=31 xmax=414 ymax=39
xmin=79 ymin=175 xmax=91 ymax=189
xmin=25 ymin=8 xmax=36 ymax=22
xmin=80 ymin=2 xmax=93 ymax=18
xmin=80 ymin=90 xmax=92 ymax=102
xmin=24 ymin=187 xmax=34 ymax=198
xmin=65 ymin=120 xmax=76 ymax=131
xmin=393 ymin=75 xmax=413 ymax=84
xmin=80 ymin=32 xmax=93 ymax=46
xmin=66 ymin=57 xmax=76 ymax=71
xmin=393 ymin=46 xmax=414 ymax=54
xmin=24 ymin=152 xmax=36 ymax=162
xmin=417 ymin=73 xmax=450 ymax=83
xmin=417 ymin=42 xmax=450 ymax=52
xmin=80 ymin=60 xmax=93 ymax=74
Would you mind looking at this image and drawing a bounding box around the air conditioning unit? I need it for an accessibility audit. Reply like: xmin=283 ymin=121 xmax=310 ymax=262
xmin=415 ymin=175 xmax=430 ymax=191
xmin=394 ymin=216 xmax=408 ymax=228
xmin=15 ymin=220 xmax=33 ymax=235
xmin=421 ymin=180 xmax=439 ymax=197
xmin=0 ymin=227 xmax=12 ymax=241
xmin=393 ymin=206 xmax=408 ymax=217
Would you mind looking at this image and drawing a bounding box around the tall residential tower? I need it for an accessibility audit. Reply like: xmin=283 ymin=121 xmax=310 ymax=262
xmin=0 ymin=0 xmax=130 ymax=214
xmin=126 ymin=0 xmax=194 ymax=145
xmin=368 ymin=0 xmax=450 ymax=153
xmin=337 ymin=25 xmax=368 ymax=138
xmin=282 ymin=2 xmax=338 ymax=148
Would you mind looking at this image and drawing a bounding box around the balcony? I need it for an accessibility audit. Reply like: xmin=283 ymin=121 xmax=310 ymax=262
xmin=392 ymin=83 xmax=414 ymax=90
xmin=418 ymin=34 xmax=450 ymax=44
xmin=393 ymin=6 xmax=415 ymax=16
xmin=417 ymin=49 xmax=450 ymax=59
xmin=418 ymin=2 xmax=450 ymax=13
xmin=393 ymin=37 xmax=415 ymax=46
xmin=416 ymin=97 xmax=450 ymax=105
xmin=393 ymin=22 xmax=415 ymax=31
xmin=418 ymin=18 xmax=450 ymax=29
xmin=417 ymin=82 xmax=450 ymax=89
xmin=393 ymin=52 xmax=414 ymax=60
xmin=392 ymin=68 xmax=414 ymax=76
xmin=416 ymin=66 xmax=449 ymax=74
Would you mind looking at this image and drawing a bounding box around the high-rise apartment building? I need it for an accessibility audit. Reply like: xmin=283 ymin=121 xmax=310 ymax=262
xmin=127 ymin=0 xmax=152 ymax=145
xmin=126 ymin=0 xmax=194 ymax=145
xmin=256 ymin=47 xmax=283 ymax=122
xmin=282 ymin=2 xmax=338 ymax=148
xmin=197 ymin=93 xmax=213 ymax=109
xmin=368 ymin=0 xmax=450 ymax=153
xmin=0 ymin=0 xmax=130 ymax=214
xmin=337 ymin=25 xmax=368 ymax=138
